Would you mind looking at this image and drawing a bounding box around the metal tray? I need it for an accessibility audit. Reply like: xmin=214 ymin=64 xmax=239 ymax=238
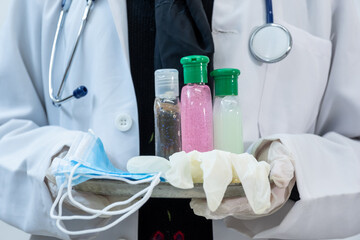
xmin=75 ymin=180 xmax=245 ymax=199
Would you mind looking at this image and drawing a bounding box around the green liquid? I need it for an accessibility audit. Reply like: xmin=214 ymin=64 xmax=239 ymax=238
xmin=213 ymin=96 xmax=244 ymax=154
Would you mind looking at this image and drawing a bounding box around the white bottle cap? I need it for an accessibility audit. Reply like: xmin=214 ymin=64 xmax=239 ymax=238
xmin=154 ymin=69 xmax=179 ymax=98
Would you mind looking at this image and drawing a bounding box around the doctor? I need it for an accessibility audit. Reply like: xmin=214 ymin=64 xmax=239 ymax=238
xmin=0 ymin=0 xmax=360 ymax=240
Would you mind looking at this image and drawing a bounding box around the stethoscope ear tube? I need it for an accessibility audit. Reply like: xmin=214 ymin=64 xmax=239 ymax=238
xmin=49 ymin=0 xmax=93 ymax=107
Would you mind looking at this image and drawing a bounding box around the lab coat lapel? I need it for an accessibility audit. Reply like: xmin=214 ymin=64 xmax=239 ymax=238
xmin=107 ymin=0 xmax=130 ymax=66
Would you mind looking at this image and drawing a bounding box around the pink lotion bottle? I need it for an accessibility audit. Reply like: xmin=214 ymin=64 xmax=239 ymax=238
xmin=180 ymin=55 xmax=213 ymax=152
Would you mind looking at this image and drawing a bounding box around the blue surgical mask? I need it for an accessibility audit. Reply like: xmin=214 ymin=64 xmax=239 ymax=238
xmin=49 ymin=131 xmax=162 ymax=236
xmin=50 ymin=132 xmax=158 ymax=187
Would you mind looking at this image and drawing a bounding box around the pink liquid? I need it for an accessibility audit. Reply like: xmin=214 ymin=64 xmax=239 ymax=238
xmin=181 ymin=83 xmax=213 ymax=152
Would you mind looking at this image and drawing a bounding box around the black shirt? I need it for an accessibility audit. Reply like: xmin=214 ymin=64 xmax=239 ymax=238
xmin=127 ymin=0 xmax=214 ymax=239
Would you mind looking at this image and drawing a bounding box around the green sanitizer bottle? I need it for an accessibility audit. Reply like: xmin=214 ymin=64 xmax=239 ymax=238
xmin=212 ymin=68 xmax=244 ymax=154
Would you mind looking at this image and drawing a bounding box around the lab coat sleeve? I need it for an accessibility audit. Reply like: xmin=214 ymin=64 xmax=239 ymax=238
xmin=225 ymin=1 xmax=360 ymax=239
xmin=0 ymin=1 xmax=81 ymax=239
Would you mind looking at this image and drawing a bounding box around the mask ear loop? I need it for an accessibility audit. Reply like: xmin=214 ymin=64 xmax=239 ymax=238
xmin=50 ymin=163 xmax=161 ymax=235
xmin=50 ymin=164 xmax=160 ymax=220
xmin=50 ymin=173 xmax=83 ymax=219
xmin=54 ymin=179 xmax=156 ymax=220
xmin=67 ymin=164 xmax=161 ymax=216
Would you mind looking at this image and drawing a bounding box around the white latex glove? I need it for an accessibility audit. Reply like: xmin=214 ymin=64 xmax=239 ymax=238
xmin=127 ymin=155 xmax=171 ymax=179
xmin=190 ymin=139 xmax=295 ymax=220
xmin=164 ymin=150 xmax=272 ymax=214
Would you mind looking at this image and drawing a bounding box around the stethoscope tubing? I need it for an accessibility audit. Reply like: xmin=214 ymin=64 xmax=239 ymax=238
xmin=265 ymin=0 xmax=274 ymax=24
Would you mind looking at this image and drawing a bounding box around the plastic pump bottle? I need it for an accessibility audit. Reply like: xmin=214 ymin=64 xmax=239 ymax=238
xmin=154 ymin=69 xmax=182 ymax=159
xmin=180 ymin=55 xmax=213 ymax=152
xmin=212 ymin=68 xmax=244 ymax=154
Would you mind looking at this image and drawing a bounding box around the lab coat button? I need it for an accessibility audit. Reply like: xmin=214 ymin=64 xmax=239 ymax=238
xmin=115 ymin=113 xmax=132 ymax=132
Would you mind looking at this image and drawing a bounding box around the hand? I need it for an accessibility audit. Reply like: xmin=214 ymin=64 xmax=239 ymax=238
xmin=190 ymin=140 xmax=295 ymax=220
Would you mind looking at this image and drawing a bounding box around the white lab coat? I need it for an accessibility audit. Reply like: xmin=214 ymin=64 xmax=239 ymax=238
xmin=0 ymin=0 xmax=359 ymax=239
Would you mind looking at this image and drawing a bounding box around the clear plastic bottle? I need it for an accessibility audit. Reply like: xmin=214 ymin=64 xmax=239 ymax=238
xmin=154 ymin=69 xmax=182 ymax=159
xmin=212 ymin=68 xmax=244 ymax=154
xmin=180 ymin=55 xmax=213 ymax=152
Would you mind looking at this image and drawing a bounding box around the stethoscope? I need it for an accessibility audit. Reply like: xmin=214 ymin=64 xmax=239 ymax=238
xmin=48 ymin=0 xmax=292 ymax=107
xmin=249 ymin=0 xmax=292 ymax=63
xmin=48 ymin=0 xmax=94 ymax=107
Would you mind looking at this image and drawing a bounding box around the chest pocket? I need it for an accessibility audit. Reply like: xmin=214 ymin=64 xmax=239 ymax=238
xmin=258 ymin=22 xmax=332 ymax=136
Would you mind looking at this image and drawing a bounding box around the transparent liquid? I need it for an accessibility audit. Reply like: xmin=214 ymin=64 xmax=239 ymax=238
xmin=213 ymin=96 xmax=244 ymax=154
xmin=181 ymin=83 xmax=213 ymax=152
xmin=154 ymin=97 xmax=182 ymax=159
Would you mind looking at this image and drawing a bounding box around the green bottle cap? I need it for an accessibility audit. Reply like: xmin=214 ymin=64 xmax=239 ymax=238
xmin=180 ymin=55 xmax=209 ymax=84
xmin=211 ymin=68 xmax=240 ymax=96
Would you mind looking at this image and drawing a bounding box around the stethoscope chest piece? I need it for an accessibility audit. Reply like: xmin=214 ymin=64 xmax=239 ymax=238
xmin=249 ymin=23 xmax=292 ymax=63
